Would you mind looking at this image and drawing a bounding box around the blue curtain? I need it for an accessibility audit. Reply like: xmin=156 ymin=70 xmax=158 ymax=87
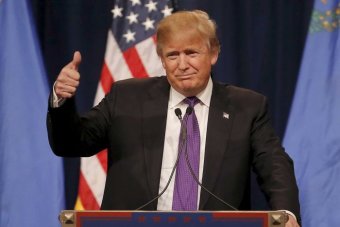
xmin=284 ymin=0 xmax=340 ymax=226
xmin=0 ymin=0 xmax=65 ymax=226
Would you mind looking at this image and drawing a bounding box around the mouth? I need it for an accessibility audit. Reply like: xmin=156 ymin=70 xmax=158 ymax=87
xmin=176 ymin=73 xmax=194 ymax=79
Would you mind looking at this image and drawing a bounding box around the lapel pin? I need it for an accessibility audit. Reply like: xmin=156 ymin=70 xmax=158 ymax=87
xmin=223 ymin=112 xmax=229 ymax=119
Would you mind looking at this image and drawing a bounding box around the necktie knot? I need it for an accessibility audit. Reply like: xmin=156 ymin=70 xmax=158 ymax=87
xmin=184 ymin=96 xmax=200 ymax=108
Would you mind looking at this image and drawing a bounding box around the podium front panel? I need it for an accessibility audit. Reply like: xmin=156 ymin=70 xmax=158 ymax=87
xmin=59 ymin=210 xmax=287 ymax=227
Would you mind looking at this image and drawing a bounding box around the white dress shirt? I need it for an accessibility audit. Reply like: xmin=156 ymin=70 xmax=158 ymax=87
xmin=156 ymin=78 xmax=213 ymax=210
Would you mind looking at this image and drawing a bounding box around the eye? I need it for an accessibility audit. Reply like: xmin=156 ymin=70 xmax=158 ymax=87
xmin=168 ymin=55 xmax=178 ymax=60
xmin=185 ymin=50 xmax=199 ymax=57
xmin=166 ymin=52 xmax=179 ymax=60
xmin=189 ymin=52 xmax=198 ymax=57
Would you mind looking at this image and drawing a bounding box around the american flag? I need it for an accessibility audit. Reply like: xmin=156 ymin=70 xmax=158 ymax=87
xmin=74 ymin=0 xmax=173 ymax=210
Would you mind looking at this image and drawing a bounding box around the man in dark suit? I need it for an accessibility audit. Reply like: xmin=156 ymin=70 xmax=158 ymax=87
xmin=47 ymin=10 xmax=300 ymax=227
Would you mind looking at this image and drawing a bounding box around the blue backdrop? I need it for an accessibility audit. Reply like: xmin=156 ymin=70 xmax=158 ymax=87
xmin=0 ymin=0 xmax=64 ymax=226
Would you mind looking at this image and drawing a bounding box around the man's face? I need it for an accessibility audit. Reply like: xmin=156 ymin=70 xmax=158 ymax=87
xmin=159 ymin=31 xmax=218 ymax=97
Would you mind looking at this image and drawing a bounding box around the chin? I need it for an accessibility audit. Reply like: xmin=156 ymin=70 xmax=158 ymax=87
xmin=180 ymin=87 xmax=199 ymax=97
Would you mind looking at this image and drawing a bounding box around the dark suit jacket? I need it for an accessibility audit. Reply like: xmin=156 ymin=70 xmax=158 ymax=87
xmin=47 ymin=76 xmax=300 ymax=222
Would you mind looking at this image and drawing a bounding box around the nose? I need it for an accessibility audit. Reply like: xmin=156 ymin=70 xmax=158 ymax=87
xmin=178 ymin=54 xmax=189 ymax=71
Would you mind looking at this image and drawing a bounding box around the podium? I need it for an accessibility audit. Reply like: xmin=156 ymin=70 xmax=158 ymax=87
xmin=59 ymin=210 xmax=287 ymax=227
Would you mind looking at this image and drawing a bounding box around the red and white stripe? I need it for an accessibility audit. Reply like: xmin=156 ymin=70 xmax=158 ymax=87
xmin=75 ymin=30 xmax=165 ymax=210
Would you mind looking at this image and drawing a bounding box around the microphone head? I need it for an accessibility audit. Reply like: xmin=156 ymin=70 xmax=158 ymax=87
xmin=186 ymin=106 xmax=193 ymax=115
xmin=174 ymin=108 xmax=182 ymax=120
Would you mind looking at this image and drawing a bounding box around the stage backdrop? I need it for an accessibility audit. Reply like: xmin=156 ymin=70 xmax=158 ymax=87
xmin=31 ymin=0 xmax=313 ymax=210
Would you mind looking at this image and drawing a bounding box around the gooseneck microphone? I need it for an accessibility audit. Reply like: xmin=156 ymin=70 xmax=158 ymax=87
xmin=175 ymin=107 xmax=190 ymax=140
xmin=183 ymin=141 xmax=238 ymax=210
xmin=136 ymin=107 xmax=237 ymax=211
xmin=186 ymin=106 xmax=193 ymax=115
xmin=135 ymin=108 xmax=189 ymax=210
xmin=183 ymin=106 xmax=238 ymax=211
xmin=174 ymin=108 xmax=182 ymax=119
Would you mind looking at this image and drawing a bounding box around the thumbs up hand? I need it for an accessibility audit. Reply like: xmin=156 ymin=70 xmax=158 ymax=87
xmin=55 ymin=51 xmax=82 ymax=99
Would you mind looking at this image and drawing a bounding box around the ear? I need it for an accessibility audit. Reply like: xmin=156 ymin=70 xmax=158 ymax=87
xmin=210 ymin=50 xmax=219 ymax=66
xmin=160 ymin=57 xmax=166 ymax=69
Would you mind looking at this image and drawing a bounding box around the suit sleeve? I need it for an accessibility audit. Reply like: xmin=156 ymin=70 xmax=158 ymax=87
xmin=46 ymin=86 xmax=116 ymax=157
xmin=250 ymin=96 xmax=301 ymax=223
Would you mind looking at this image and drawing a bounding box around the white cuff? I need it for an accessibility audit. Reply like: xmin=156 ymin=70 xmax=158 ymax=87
xmin=52 ymin=81 xmax=65 ymax=108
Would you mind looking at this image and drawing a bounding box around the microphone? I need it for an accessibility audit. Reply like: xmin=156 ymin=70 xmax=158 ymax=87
xmin=184 ymin=147 xmax=238 ymax=210
xmin=174 ymin=108 xmax=182 ymax=120
xmin=183 ymin=107 xmax=238 ymax=211
xmin=186 ymin=106 xmax=193 ymax=115
xmin=136 ymin=107 xmax=237 ymax=211
xmin=176 ymin=107 xmax=193 ymax=140
xmin=135 ymin=108 xmax=188 ymax=210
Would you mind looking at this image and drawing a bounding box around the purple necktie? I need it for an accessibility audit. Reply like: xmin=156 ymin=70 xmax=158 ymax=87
xmin=172 ymin=97 xmax=200 ymax=210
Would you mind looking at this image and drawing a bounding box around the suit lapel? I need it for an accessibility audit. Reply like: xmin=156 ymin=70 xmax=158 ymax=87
xmin=142 ymin=77 xmax=170 ymax=208
xmin=199 ymin=82 xmax=235 ymax=209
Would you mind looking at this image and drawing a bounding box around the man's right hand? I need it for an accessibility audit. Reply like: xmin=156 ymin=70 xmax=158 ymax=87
xmin=54 ymin=51 xmax=82 ymax=99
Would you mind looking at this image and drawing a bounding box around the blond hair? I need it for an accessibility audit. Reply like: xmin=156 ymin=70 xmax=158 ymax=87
xmin=156 ymin=10 xmax=220 ymax=55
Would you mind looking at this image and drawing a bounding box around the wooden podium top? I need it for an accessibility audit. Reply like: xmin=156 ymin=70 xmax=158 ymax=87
xmin=59 ymin=210 xmax=287 ymax=227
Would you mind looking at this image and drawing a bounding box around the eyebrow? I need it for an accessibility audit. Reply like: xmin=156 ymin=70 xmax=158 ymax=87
xmin=165 ymin=47 xmax=202 ymax=55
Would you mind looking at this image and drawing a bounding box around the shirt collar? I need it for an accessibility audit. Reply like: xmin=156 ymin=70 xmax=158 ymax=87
xmin=169 ymin=77 xmax=213 ymax=109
